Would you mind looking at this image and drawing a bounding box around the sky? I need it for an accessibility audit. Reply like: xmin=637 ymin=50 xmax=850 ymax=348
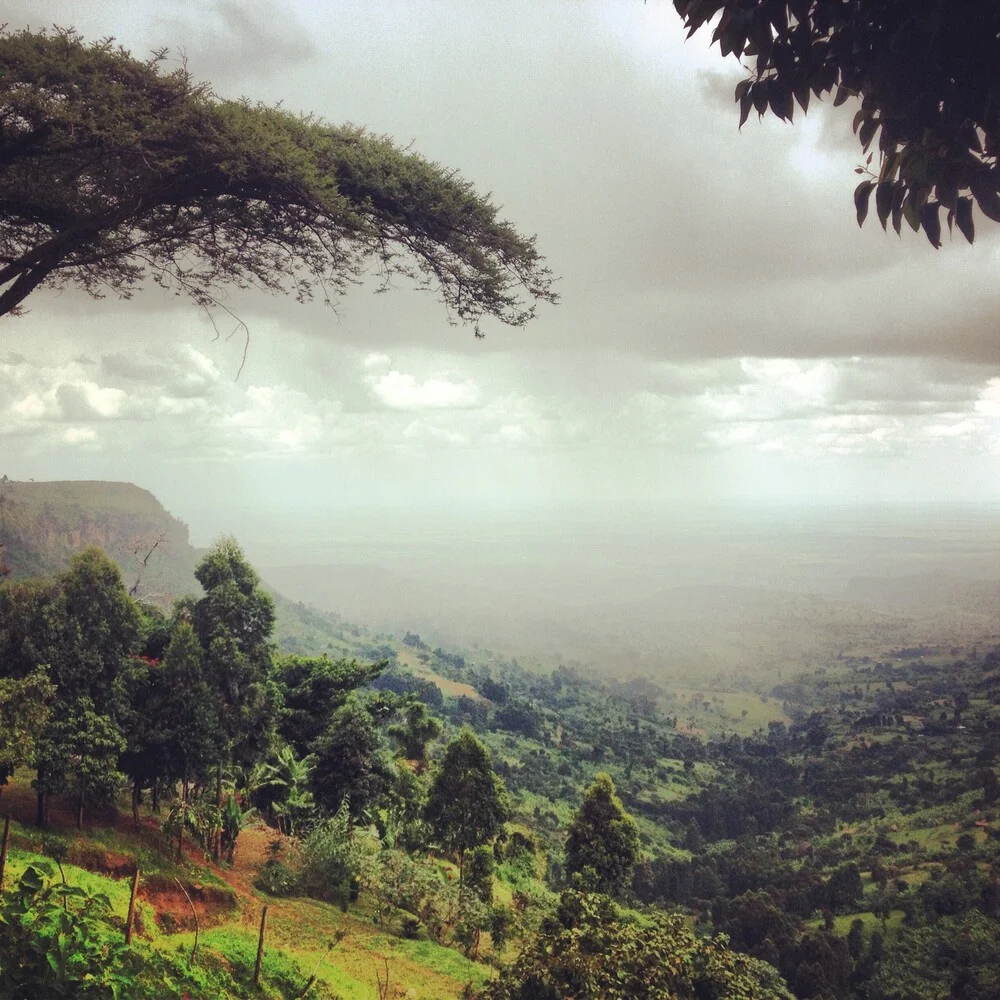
xmin=2 ymin=0 xmax=999 ymax=542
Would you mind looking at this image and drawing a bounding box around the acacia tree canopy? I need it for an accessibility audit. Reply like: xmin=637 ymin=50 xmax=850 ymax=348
xmin=0 ymin=28 xmax=556 ymax=327
xmin=675 ymin=0 xmax=1000 ymax=246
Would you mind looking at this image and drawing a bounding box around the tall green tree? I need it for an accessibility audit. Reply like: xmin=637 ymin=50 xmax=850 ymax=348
xmin=425 ymin=729 xmax=509 ymax=880
xmin=0 ymin=671 xmax=53 ymax=795
xmin=33 ymin=697 xmax=126 ymax=829
xmin=193 ymin=538 xmax=277 ymax=770
xmin=309 ymin=696 xmax=393 ymax=824
xmin=160 ymin=621 xmax=225 ymax=790
xmin=57 ymin=548 xmax=140 ymax=711
xmin=674 ymin=0 xmax=1000 ymax=246
xmin=1 ymin=552 xmax=139 ymax=826
xmin=565 ymin=773 xmax=640 ymax=897
xmin=0 ymin=27 xmax=555 ymax=325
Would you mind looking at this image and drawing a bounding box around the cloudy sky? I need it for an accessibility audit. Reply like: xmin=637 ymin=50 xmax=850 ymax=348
xmin=2 ymin=0 xmax=998 ymax=541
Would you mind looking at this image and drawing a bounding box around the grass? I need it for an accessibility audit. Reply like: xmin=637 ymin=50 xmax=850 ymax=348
xmin=395 ymin=645 xmax=486 ymax=701
xmin=815 ymin=909 xmax=906 ymax=938
xmin=2 ymin=825 xmax=495 ymax=1000
xmin=662 ymin=689 xmax=790 ymax=737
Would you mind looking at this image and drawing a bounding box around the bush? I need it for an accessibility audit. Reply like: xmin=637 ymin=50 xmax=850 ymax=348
xmin=297 ymin=803 xmax=379 ymax=907
xmin=254 ymin=859 xmax=299 ymax=897
xmin=400 ymin=915 xmax=423 ymax=939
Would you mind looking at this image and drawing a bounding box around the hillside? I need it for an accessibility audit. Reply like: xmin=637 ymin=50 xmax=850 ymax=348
xmin=0 ymin=479 xmax=198 ymax=600
xmin=0 ymin=478 xmax=360 ymax=659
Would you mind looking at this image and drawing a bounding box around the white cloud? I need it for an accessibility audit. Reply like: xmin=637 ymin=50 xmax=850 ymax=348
xmin=362 ymin=352 xmax=392 ymax=369
xmin=368 ymin=370 xmax=481 ymax=410
xmin=64 ymin=427 xmax=97 ymax=444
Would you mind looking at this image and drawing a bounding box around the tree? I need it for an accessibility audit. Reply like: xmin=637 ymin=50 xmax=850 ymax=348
xmin=191 ymin=538 xmax=277 ymax=858
xmin=160 ymin=622 xmax=225 ymax=789
xmin=675 ymin=1 xmax=1000 ymax=246
xmin=477 ymin=888 xmax=795 ymax=1000
xmin=0 ymin=671 xmax=54 ymax=795
xmin=309 ymin=696 xmax=393 ymax=823
xmin=33 ymin=697 xmax=126 ymax=829
xmin=425 ymin=729 xmax=509 ymax=880
xmin=57 ymin=548 xmax=140 ymax=711
xmin=0 ymin=553 xmax=139 ymax=827
xmin=120 ymin=619 xmax=224 ymax=826
xmin=827 ymin=862 xmax=863 ymax=911
xmin=388 ymin=700 xmax=443 ymax=764
xmin=565 ymin=773 xmax=641 ymax=897
xmin=193 ymin=538 xmax=277 ymax=771
xmin=275 ymin=653 xmax=385 ymax=757
xmin=0 ymin=28 xmax=555 ymax=328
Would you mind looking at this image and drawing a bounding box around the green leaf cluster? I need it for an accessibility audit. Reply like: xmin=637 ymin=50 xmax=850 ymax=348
xmin=676 ymin=1 xmax=1000 ymax=246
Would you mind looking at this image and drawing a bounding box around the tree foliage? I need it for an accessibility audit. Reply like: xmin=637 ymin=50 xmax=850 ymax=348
xmin=309 ymin=696 xmax=393 ymax=822
xmin=565 ymin=772 xmax=641 ymax=897
xmin=0 ymin=669 xmax=53 ymax=787
xmin=388 ymin=700 xmax=443 ymax=762
xmin=675 ymin=0 xmax=1000 ymax=245
xmin=425 ymin=729 xmax=509 ymax=868
xmin=275 ymin=653 xmax=385 ymax=757
xmin=192 ymin=537 xmax=276 ymax=768
xmin=478 ymin=888 xmax=794 ymax=1000
xmin=0 ymin=27 xmax=555 ymax=326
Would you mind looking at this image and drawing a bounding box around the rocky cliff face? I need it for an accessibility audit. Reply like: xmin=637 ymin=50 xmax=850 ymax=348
xmin=0 ymin=479 xmax=200 ymax=603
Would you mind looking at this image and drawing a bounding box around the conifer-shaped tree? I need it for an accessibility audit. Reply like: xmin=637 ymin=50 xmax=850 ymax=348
xmin=565 ymin=773 xmax=640 ymax=897
xmin=425 ymin=729 xmax=508 ymax=881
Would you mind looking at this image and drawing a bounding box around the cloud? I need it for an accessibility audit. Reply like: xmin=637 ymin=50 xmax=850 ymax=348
xmin=64 ymin=427 xmax=98 ymax=445
xmin=368 ymin=370 xmax=481 ymax=410
xmin=2 ymin=2 xmax=998 ymax=506
xmin=362 ymin=352 xmax=392 ymax=370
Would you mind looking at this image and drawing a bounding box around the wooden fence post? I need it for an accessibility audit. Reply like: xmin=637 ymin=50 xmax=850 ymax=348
xmin=125 ymin=867 xmax=141 ymax=944
xmin=254 ymin=904 xmax=269 ymax=985
xmin=0 ymin=815 xmax=10 ymax=891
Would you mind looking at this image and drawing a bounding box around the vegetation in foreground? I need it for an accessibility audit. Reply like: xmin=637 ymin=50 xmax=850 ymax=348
xmin=0 ymin=526 xmax=997 ymax=998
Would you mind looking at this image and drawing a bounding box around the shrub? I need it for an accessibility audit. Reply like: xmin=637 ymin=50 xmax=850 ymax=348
xmin=254 ymin=859 xmax=299 ymax=897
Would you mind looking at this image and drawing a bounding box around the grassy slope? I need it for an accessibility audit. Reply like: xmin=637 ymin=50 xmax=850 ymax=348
xmin=0 ymin=772 xmax=489 ymax=999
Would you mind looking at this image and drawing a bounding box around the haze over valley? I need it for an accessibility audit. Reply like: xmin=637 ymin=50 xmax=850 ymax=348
xmin=255 ymin=501 xmax=999 ymax=681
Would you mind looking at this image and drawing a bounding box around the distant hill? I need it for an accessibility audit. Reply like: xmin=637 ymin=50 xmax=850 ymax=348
xmin=0 ymin=479 xmax=198 ymax=601
xmin=0 ymin=478 xmax=358 ymax=658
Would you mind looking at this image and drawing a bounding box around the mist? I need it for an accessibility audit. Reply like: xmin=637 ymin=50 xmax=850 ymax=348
xmin=236 ymin=501 xmax=1000 ymax=683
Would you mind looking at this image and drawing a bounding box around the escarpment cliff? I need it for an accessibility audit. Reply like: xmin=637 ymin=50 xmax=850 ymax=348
xmin=0 ymin=479 xmax=198 ymax=601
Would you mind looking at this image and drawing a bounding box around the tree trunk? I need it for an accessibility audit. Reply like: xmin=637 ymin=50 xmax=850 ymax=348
xmin=152 ymin=782 xmax=159 ymax=814
xmin=36 ymin=790 xmax=46 ymax=828
xmin=214 ymin=765 xmax=223 ymax=862
xmin=0 ymin=265 xmax=53 ymax=317
xmin=178 ymin=778 xmax=188 ymax=861
xmin=132 ymin=780 xmax=141 ymax=830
